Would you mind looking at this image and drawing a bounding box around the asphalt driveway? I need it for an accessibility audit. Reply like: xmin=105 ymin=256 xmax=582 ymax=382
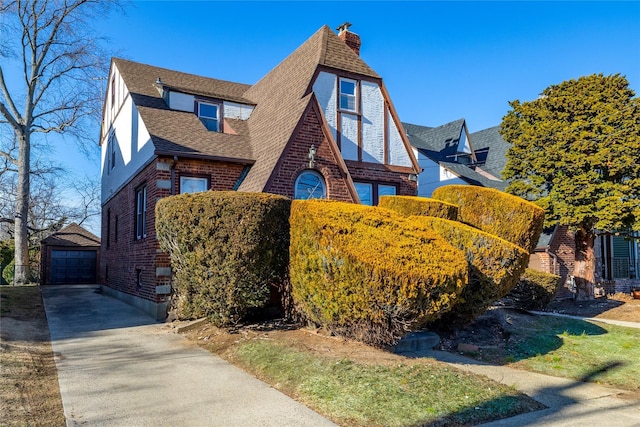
xmin=42 ymin=285 xmax=336 ymax=427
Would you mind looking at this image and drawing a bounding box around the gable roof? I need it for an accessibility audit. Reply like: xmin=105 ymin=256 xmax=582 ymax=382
xmin=239 ymin=25 xmax=380 ymax=192
xmin=41 ymin=223 xmax=100 ymax=247
xmin=470 ymin=126 xmax=509 ymax=179
xmin=111 ymin=25 xmax=417 ymax=193
xmin=404 ymin=119 xmax=466 ymax=163
xmin=405 ymin=120 xmax=507 ymax=191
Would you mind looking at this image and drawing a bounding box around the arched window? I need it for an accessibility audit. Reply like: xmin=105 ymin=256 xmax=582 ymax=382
xmin=294 ymin=170 xmax=326 ymax=200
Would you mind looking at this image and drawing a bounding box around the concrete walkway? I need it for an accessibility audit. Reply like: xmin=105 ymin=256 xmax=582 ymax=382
xmin=401 ymin=348 xmax=640 ymax=427
xmin=42 ymin=285 xmax=336 ymax=427
xmin=531 ymin=310 xmax=640 ymax=329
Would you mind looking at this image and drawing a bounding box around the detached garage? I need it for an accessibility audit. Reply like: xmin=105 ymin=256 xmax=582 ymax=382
xmin=41 ymin=223 xmax=100 ymax=285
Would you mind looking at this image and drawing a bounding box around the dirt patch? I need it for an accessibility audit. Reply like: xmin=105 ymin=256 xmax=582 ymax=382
xmin=544 ymin=293 xmax=640 ymax=322
xmin=0 ymin=286 xmax=66 ymax=427
xmin=179 ymin=319 xmax=410 ymax=368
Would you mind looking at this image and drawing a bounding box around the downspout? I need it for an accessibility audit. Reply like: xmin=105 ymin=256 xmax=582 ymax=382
xmin=170 ymin=156 xmax=178 ymax=195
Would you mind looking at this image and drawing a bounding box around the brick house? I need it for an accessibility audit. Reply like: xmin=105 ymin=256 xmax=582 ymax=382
xmin=99 ymin=24 xmax=421 ymax=319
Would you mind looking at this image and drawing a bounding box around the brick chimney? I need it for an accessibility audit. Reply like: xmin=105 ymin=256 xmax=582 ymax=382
xmin=337 ymin=22 xmax=361 ymax=56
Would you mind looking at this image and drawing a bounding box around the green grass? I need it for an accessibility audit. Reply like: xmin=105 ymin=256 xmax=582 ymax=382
xmin=499 ymin=316 xmax=640 ymax=390
xmin=231 ymin=340 xmax=542 ymax=427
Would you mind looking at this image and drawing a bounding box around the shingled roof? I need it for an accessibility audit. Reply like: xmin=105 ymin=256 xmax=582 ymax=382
xmin=404 ymin=119 xmax=466 ymax=163
xmin=111 ymin=25 xmax=385 ymax=192
xmin=404 ymin=120 xmax=507 ymax=191
xmin=470 ymin=126 xmax=509 ymax=179
xmin=112 ymin=58 xmax=255 ymax=163
xmin=41 ymin=223 xmax=100 ymax=247
xmin=240 ymin=25 xmax=380 ymax=192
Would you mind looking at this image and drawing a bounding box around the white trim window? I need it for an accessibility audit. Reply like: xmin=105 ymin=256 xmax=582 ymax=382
xmin=339 ymin=78 xmax=357 ymax=112
xmin=294 ymin=170 xmax=326 ymax=200
xmin=180 ymin=176 xmax=208 ymax=194
xmin=135 ymin=186 xmax=146 ymax=240
xmin=197 ymin=101 xmax=220 ymax=131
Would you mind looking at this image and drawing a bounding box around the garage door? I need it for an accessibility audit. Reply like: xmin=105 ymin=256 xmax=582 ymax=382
xmin=51 ymin=250 xmax=97 ymax=284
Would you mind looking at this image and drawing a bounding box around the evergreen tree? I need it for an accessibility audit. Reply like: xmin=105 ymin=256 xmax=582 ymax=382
xmin=501 ymin=74 xmax=640 ymax=300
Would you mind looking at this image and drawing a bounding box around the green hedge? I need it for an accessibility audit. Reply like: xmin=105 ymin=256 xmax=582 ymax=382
xmin=156 ymin=191 xmax=291 ymax=325
xmin=411 ymin=216 xmax=530 ymax=327
xmin=290 ymin=200 xmax=467 ymax=347
xmin=431 ymin=185 xmax=545 ymax=253
xmin=505 ymin=268 xmax=562 ymax=310
xmin=379 ymin=195 xmax=459 ymax=220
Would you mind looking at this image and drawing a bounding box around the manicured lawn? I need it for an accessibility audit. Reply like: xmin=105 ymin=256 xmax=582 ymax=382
xmin=495 ymin=315 xmax=640 ymax=390
xmin=229 ymin=340 xmax=542 ymax=427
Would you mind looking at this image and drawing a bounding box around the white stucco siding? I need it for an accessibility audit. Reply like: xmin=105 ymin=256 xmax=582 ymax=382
xmin=312 ymin=71 xmax=337 ymax=141
xmin=223 ymin=101 xmax=254 ymax=120
xmin=388 ymin=110 xmax=412 ymax=167
xmin=416 ymin=153 xmax=466 ymax=197
xmin=169 ymin=91 xmax=194 ymax=112
xmin=101 ymin=93 xmax=154 ymax=204
xmin=361 ymin=81 xmax=384 ymax=163
xmin=341 ymin=113 xmax=359 ymax=161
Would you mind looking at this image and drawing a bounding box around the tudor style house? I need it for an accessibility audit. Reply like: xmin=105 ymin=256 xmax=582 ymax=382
xmin=99 ymin=24 xmax=421 ymax=319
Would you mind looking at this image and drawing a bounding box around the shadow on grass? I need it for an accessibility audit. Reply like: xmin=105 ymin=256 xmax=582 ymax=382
xmin=417 ymin=361 xmax=628 ymax=426
xmin=504 ymin=315 xmax=608 ymax=363
xmin=546 ymin=296 xmax=626 ymax=318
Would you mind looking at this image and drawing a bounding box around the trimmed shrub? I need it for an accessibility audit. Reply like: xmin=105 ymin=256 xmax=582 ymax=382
xmin=379 ymin=195 xmax=459 ymax=220
xmin=290 ymin=200 xmax=467 ymax=347
xmin=432 ymin=185 xmax=545 ymax=253
xmin=156 ymin=191 xmax=291 ymax=325
xmin=505 ymin=268 xmax=562 ymax=310
xmin=409 ymin=216 xmax=530 ymax=328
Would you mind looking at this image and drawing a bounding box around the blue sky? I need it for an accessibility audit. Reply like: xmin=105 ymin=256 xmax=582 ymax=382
xmin=11 ymin=0 xmax=640 ymax=228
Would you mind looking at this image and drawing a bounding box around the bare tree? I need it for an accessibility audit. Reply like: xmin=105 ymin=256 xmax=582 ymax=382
xmin=0 ymin=0 xmax=117 ymax=284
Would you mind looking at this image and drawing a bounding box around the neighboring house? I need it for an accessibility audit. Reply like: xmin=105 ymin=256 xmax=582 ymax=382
xmin=595 ymin=232 xmax=640 ymax=293
xmin=404 ymin=119 xmax=640 ymax=296
xmin=99 ymin=24 xmax=421 ymax=320
xmin=403 ymin=120 xmax=507 ymax=197
xmin=40 ymin=223 xmax=100 ymax=285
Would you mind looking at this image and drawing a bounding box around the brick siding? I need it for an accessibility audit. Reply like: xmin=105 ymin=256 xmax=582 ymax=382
xmin=101 ymin=157 xmax=245 ymax=305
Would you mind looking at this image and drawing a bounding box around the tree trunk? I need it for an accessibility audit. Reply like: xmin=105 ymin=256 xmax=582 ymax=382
xmin=14 ymin=131 xmax=30 ymax=285
xmin=573 ymin=226 xmax=596 ymax=301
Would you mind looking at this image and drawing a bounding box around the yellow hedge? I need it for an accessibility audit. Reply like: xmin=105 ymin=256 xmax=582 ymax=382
xmin=379 ymin=195 xmax=459 ymax=220
xmin=431 ymin=185 xmax=544 ymax=253
xmin=410 ymin=216 xmax=530 ymax=327
xmin=290 ymin=200 xmax=467 ymax=347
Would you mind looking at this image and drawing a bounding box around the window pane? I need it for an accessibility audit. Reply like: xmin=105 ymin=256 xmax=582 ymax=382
xmin=378 ymin=185 xmax=397 ymax=198
xmin=340 ymin=80 xmax=355 ymax=95
xmin=199 ymin=103 xmax=218 ymax=119
xmin=340 ymin=79 xmax=357 ymax=111
xmin=198 ymin=103 xmax=219 ymax=131
xmin=354 ymin=182 xmax=372 ymax=205
xmin=295 ymin=171 xmax=326 ymax=200
xmin=180 ymin=177 xmax=208 ymax=194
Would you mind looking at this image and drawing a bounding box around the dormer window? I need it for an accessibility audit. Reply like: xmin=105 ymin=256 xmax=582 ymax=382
xmin=339 ymin=78 xmax=357 ymax=112
xmin=197 ymin=101 xmax=220 ymax=131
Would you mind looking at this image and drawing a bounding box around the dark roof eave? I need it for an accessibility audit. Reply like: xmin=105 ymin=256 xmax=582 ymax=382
xmin=155 ymin=150 xmax=256 ymax=165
